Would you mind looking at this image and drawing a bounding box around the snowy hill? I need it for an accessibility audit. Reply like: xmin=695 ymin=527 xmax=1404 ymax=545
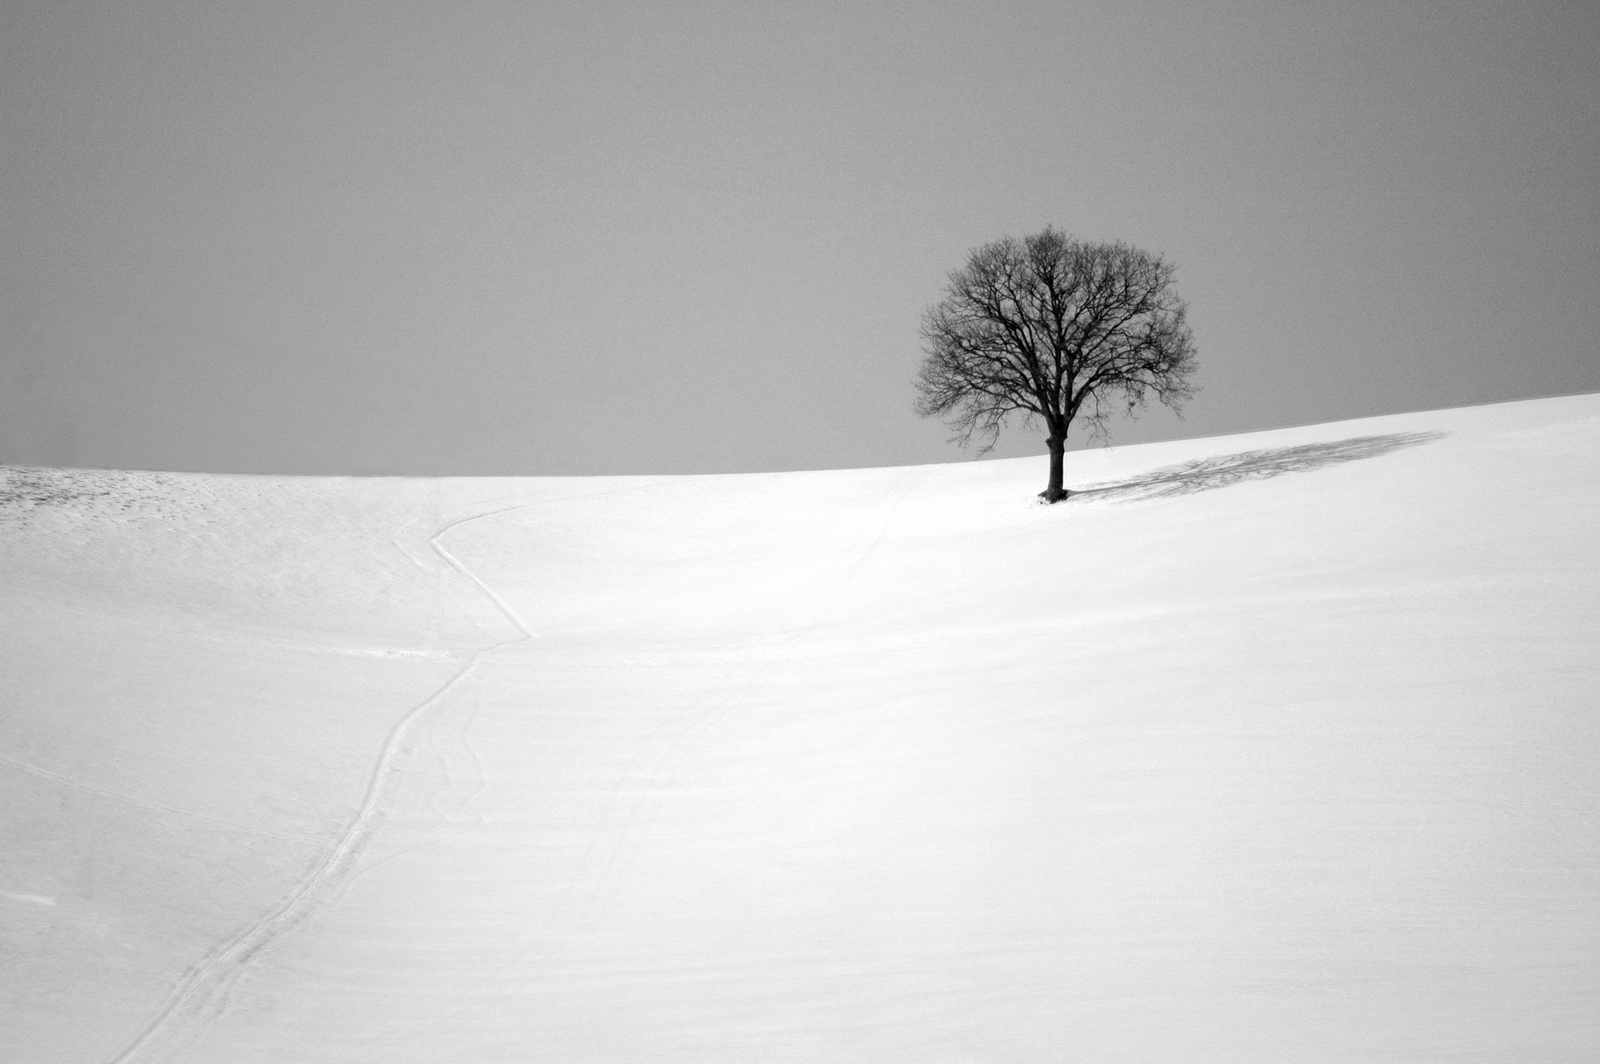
xmin=3 ymin=394 xmax=1598 ymax=1063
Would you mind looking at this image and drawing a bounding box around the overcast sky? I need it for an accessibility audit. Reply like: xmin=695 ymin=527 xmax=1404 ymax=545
xmin=3 ymin=0 xmax=1596 ymax=475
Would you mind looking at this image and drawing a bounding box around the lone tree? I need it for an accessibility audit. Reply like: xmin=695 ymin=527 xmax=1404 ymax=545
xmin=914 ymin=227 xmax=1198 ymax=502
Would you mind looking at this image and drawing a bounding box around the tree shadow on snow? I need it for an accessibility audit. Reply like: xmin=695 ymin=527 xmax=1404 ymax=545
xmin=1068 ymin=431 xmax=1446 ymax=503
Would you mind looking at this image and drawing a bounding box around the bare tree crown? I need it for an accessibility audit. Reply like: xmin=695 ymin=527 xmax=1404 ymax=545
xmin=915 ymin=229 xmax=1198 ymax=476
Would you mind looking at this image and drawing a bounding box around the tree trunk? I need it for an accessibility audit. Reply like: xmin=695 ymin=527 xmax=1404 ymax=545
xmin=1041 ymin=436 xmax=1069 ymax=503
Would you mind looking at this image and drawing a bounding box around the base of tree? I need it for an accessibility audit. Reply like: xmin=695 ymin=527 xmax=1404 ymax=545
xmin=1037 ymin=488 xmax=1072 ymax=505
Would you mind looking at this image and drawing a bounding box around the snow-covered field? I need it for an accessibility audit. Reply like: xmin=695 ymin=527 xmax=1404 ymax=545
xmin=3 ymin=394 xmax=1598 ymax=1063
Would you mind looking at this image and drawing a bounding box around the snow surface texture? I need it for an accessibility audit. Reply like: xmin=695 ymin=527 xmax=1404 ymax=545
xmin=3 ymin=395 xmax=1598 ymax=1063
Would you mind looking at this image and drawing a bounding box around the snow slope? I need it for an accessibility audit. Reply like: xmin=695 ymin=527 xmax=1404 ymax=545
xmin=3 ymin=394 xmax=1598 ymax=1063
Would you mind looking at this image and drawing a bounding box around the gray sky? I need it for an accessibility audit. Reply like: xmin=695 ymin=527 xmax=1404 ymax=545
xmin=4 ymin=0 xmax=1596 ymax=475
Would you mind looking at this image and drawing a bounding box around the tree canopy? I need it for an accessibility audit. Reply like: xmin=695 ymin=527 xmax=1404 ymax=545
xmin=915 ymin=228 xmax=1197 ymax=502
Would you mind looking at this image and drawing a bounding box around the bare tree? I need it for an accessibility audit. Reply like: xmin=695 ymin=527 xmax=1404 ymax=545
xmin=915 ymin=228 xmax=1198 ymax=502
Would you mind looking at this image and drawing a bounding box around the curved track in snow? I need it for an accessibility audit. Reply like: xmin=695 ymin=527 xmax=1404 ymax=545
xmin=104 ymin=500 xmax=540 ymax=1064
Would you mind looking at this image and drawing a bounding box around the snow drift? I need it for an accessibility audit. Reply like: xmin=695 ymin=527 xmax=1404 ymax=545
xmin=3 ymin=394 xmax=1598 ymax=1062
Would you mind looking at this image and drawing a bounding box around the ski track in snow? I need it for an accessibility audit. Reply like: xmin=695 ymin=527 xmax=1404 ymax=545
xmin=103 ymin=497 xmax=543 ymax=1064
xmin=359 ymin=469 xmax=930 ymax=1047
xmin=103 ymin=477 xmax=704 ymax=1063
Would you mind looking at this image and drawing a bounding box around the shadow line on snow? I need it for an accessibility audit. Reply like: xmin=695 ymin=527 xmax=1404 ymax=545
xmin=1068 ymin=431 xmax=1446 ymax=503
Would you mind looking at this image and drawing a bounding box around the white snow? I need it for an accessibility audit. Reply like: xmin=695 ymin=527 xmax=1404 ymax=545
xmin=3 ymin=394 xmax=1598 ymax=1062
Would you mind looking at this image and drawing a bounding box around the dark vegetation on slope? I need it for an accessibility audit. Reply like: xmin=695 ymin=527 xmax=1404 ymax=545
xmin=0 ymin=467 xmax=196 ymax=525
